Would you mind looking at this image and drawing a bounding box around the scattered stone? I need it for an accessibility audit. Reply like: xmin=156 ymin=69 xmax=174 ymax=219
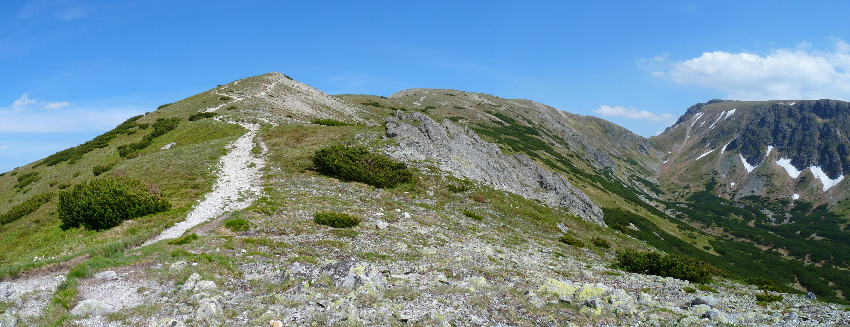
xmin=70 ymin=299 xmax=114 ymax=316
xmin=785 ymin=311 xmax=799 ymax=324
xmin=525 ymin=290 xmax=545 ymax=308
xmin=806 ymin=292 xmax=817 ymax=301
xmin=161 ymin=142 xmax=177 ymax=150
xmin=574 ymin=283 xmax=609 ymax=303
xmin=402 ymin=212 xmax=411 ymax=219
xmin=156 ymin=319 xmax=185 ymax=327
xmin=538 ymin=278 xmax=576 ymax=301
xmin=690 ymin=295 xmax=718 ymax=307
xmin=0 ymin=283 xmax=17 ymax=303
xmin=94 ymin=270 xmax=118 ymax=280
xmin=181 ymin=273 xmax=201 ymax=292
xmin=169 ymin=261 xmax=187 ymax=271
xmin=269 ymin=320 xmax=283 ymax=327
xmin=375 ymin=220 xmax=389 ymax=229
xmin=195 ymin=297 xmax=221 ymax=322
xmin=195 ymin=280 xmax=217 ymax=291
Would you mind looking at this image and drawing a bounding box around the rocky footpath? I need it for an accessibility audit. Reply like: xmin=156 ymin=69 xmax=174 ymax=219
xmin=385 ymin=112 xmax=605 ymax=226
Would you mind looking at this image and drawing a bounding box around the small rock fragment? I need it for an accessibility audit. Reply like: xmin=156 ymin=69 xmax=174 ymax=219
xmin=806 ymin=292 xmax=817 ymax=301
xmin=375 ymin=220 xmax=389 ymax=229
xmin=70 ymin=299 xmax=114 ymax=316
xmin=161 ymin=142 xmax=177 ymax=150
xmin=690 ymin=295 xmax=718 ymax=307
xmin=270 ymin=320 xmax=283 ymax=327
xmin=169 ymin=261 xmax=187 ymax=271
xmin=94 ymin=270 xmax=118 ymax=280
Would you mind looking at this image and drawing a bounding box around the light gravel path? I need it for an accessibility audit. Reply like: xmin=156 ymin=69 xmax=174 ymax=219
xmin=142 ymin=120 xmax=267 ymax=246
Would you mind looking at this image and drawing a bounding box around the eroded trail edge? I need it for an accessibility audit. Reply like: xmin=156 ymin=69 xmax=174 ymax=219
xmin=142 ymin=121 xmax=266 ymax=246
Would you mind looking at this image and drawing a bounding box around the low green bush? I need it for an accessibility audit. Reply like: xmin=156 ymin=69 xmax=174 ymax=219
xmin=57 ymin=177 xmax=171 ymax=231
xmin=591 ymin=236 xmax=611 ymax=248
xmin=463 ymin=210 xmax=484 ymax=221
xmin=311 ymin=118 xmax=351 ymax=126
xmin=0 ymin=192 xmax=54 ymax=225
xmin=314 ymin=211 xmax=360 ymax=228
xmin=447 ymin=184 xmax=468 ymax=193
xmin=118 ymin=117 xmax=180 ymax=158
xmin=14 ymin=172 xmax=40 ymax=190
xmin=425 ymin=106 xmax=436 ymax=109
xmin=92 ymin=163 xmax=115 ymax=176
xmin=697 ymin=284 xmax=718 ymax=293
xmin=614 ymin=250 xmax=722 ymax=284
xmin=683 ymin=286 xmax=696 ymax=293
xmin=755 ymin=293 xmax=783 ymax=302
xmin=188 ymin=112 xmax=217 ymax=121
xmin=312 ymin=145 xmax=413 ymax=188
xmin=224 ymin=218 xmax=251 ymax=232
xmin=559 ymin=235 xmax=585 ymax=247
xmin=168 ymin=233 xmax=198 ymax=245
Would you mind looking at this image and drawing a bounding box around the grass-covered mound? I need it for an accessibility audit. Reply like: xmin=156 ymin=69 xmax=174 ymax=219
xmin=58 ymin=176 xmax=171 ymax=231
xmin=615 ymin=250 xmax=722 ymax=284
xmin=312 ymin=145 xmax=412 ymax=188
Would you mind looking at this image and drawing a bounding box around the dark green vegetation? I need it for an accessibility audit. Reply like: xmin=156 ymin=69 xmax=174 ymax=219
xmin=591 ymin=236 xmax=611 ymax=249
xmin=558 ymin=234 xmax=585 ymax=248
xmin=167 ymin=233 xmax=198 ymax=245
xmin=188 ymin=112 xmax=218 ymax=121
xmin=615 ymin=250 xmax=722 ymax=284
xmin=58 ymin=177 xmax=171 ymax=231
xmin=311 ymin=118 xmax=352 ymax=126
xmin=14 ymin=172 xmax=40 ymax=190
xmin=313 ymin=211 xmax=361 ymax=228
xmin=312 ymin=145 xmax=413 ymax=188
xmin=463 ymin=210 xmax=484 ymax=221
xmin=118 ymin=117 xmax=181 ymax=158
xmin=0 ymin=192 xmax=54 ymax=225
xmin=40 ymin=115 xmax=144 ymax=166
xmin=92 ymin=162 xmax=115 ymax=176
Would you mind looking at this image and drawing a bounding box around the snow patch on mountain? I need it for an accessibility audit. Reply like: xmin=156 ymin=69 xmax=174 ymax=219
xmin=740 ymin=154 xmax=757 ymax=173
xmin=810 ymin=166 xmax=845 ymax=191
xmin=775 ymin=158 xmax=804 ymax=178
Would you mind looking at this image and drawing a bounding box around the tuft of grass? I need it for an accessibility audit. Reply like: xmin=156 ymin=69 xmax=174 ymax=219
xmin=755 ymin=293 xmax=783 ymax=303
xmin=683 ymin=286 xmax=696 ymax=293
xmin=312 ymin=145 xmax=413 ymax=188
xmin=447 ymin=184 xmax=468 ymax=193
xmin=224 ymin=218 xmax=251 ymax=232
xmin=314 ymin=211 xmax=360 ymax=228
xmin=697 ymin=284 xmax=718 ymax=293
xmin=558 ymin=234 xmax=585 ymax=247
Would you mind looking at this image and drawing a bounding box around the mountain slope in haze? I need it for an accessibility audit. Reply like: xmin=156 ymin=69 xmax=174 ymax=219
xmin=0 ymin=73 xmax=848 ymax=326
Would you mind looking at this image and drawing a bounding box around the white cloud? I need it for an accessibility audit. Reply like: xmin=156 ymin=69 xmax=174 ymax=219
xmin=593 ymin=105 xmax=675 ymax=122
xmin=43 ymin=101 xmax=71 ymax=110
xmin=11 ymin=94 xmax=37 ymax=109
xmin=656 ymin=40 xmax=850 ymax=100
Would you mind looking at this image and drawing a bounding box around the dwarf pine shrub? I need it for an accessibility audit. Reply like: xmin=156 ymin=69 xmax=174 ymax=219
xmin=312 ymin=145 xmax=412 ymax=188
xmin=311 ymin=118 xmax=351 ymax=126
xmin=614 ymin=250 xmax=722 ymax=284
xmin=0 ymin=192 xmax=54 ymax=225
xmin=314 ymin=211 xmax=360 ymax=228
xmin=188 ymin=112 xmax=217 ymax=121
xmin=224 ymin=218 xmax=251 ymax=232
xmin=559 ymin=234 xmax=585 ymax=247
xmin=591 ymin=236 xmax=611 ymax=248
xmin=58 ymin=177 xmax=170 ymax=231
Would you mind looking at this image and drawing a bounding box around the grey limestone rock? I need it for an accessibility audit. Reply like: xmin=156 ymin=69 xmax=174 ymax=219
xmin=156 ymin=319 xmax=185 ymax=327
xmin=385 ymin=112 xmax=604 ymax=226
xmin=70 ymin=299 xmax=114 ymax=316
xmin=806 ymin=292 xmax=817 ymax=301
xmin=161 ymin=142 xmax=177 ymax=150
xmin=690 ymin=295 xmax=718 ymax=307
xmin=703 ymin=310 xmax=722 ymax=320
xmin=0 ymin=312 xmax=17 ymax=327
xmin=94 ymin=270 xmax=118 ymax=280
xmin=0 ymin=283 xmax=17 ymax=303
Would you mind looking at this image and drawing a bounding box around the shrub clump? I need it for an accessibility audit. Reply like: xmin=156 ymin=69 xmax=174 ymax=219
xmin=463 ymin=210 xmax=484 ymax=221
xmin=168 ymin=233 xmax=198 ymax=245
xmin=591 ymin=236 xmax=611 ymax=249
xmin=312 ymin=145 xmax=412 ymax=188
xmin=92 ymin=163 xmax=115 ymax=176
xmin=58 ymin=177 xmax=171 ymax=230
xmin=188 ymin=112 xmax=218 ymax=121
xmin=559 ymin=234 xmax=585 ymax=247
xmin=0 ymin=192 xmax=54 ymax=225
xmin=14 ymin=172 xmax=40 ymax=190
xmin=614 ymin=250 xmax=722 ymax=284
xmin=311 ymin=118 xmax=351 ymax=126
xmin=118 ymin=117 xmax=180 ymax=158
xmin=314 ymin=211 xmax=360 ymax=228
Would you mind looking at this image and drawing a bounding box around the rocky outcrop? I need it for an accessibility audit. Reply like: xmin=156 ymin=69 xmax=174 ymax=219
xmin=385 ymin=112 xmax=605 ymax=226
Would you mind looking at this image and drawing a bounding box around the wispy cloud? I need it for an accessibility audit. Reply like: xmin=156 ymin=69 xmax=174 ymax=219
xmin=7 ymin=93 xmax=72 ymax=111
xmin=653 ymin=40 xmax=850 ymax=100
xmin=18 ymin=0 xmax=91 ymax=21
xmin=593 ymin=105 xmax=674 ymax=122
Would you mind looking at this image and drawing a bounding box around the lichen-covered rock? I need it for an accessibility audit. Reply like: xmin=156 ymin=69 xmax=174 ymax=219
xmin=156 ymin=319 xmax=185 ymax=327
xmin=573 ymin=283 xmax=610 ymax=303
xmin=196 ymin=297 xmax=221 ymax=324
xmin=537 ymin=278 xmax=576 ymax=300
xmin=690 ymin=295 xmax=718 ymax=307
xmin=385 ymin=112 xmax=605 ymax=226
xmin=94 ymin=270 xmax=118 ymax=280
xmin=0 ymin=283 xmax=17 ymax=303
xmin=181 ymin=273 xmax=201 ymax=292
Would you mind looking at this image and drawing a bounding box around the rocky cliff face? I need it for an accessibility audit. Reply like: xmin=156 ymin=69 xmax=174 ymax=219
xmin=385 ymin=112 xmax=605 ymax=226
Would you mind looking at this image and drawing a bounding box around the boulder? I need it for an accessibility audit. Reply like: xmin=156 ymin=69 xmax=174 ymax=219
xmin=94 ymin=270 xmax=118 ymax=280
xmin=690 ymin=295 xmax=718 ymax=307
xmin=0 ymin=312 xmax=17 ymax=327
xmin=0 ymin=283 xmax=17 ymax=303
xmin=156 ymin=319 xmax=185 ymax=327
xmin=806 ymin=292 xmax=817 ymax=301
xmin=70 ymin=299 xmax=114 ymax=316
xmin=537 ymin=278 xmax=576 ymax=301
xmin=161 ymin=142 xmax=177 ymax=150
xmin=573 ymin=283 xmax=609 ymax=303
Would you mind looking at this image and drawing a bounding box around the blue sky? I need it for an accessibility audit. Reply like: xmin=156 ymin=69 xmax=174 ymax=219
xmin=2 ymin=1 xmax=850 ymax=172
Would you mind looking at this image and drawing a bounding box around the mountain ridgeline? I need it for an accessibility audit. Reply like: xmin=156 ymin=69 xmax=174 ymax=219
xmin=2 ymin=73 xmax=850 ymax=325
